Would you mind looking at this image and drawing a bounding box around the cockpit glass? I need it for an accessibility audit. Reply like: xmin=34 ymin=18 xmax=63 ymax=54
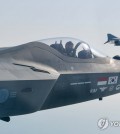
xmin=38 ymin=37 xmax=106 ymax=59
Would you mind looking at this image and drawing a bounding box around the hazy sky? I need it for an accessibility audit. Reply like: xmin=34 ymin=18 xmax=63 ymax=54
xmin=1 ymin=0 xmax=120 ymax=133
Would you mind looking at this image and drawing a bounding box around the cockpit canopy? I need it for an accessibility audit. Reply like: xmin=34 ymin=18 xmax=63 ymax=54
xmin=39 ymin=37 xmax=105 ymax=59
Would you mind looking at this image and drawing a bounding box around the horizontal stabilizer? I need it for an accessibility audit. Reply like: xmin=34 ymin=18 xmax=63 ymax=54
xmin=104 ymin=41 xmax=109 ymax=44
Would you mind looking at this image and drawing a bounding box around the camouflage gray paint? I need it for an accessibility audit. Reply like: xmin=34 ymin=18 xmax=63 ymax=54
xmin=0 ymin=40 xmax=120 ymax=122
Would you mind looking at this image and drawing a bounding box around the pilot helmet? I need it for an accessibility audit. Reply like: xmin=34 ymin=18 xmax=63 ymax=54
xmin=65 ymin=41 xmax=74 ymax=52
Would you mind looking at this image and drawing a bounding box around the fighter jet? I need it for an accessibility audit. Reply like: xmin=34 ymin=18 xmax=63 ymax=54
xmin=0 ymin=37 xmax=120 ymax=122
xmin=104 ymin=33 xmax=120 ymax=45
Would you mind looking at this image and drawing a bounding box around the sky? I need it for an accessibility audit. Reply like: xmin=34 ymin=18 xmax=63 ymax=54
xmin=0 ymin=0 xmax=120 ymax=133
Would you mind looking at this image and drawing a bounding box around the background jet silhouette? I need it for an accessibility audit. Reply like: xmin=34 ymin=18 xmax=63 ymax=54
xmin=104 ymin=34 xmax=120 ymax=46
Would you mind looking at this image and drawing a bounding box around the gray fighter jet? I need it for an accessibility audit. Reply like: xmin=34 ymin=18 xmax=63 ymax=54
xmin=104 ymin=33 xmax=120 ymax=45
xmin=0 ymin=37 xmax=120 ymax=122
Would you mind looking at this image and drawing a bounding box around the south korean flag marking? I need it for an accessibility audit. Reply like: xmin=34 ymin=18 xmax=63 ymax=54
xmin=108 ymin=76 xmax=118 ymax=85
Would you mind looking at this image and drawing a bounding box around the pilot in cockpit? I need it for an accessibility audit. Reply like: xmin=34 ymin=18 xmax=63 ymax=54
xmin=65 ymin=41 xmax=81 ymax=57
xmin=50 ymin=40 xmax=81 ymax=57
xmin=78 ymin=49 xmax=93 ymax=59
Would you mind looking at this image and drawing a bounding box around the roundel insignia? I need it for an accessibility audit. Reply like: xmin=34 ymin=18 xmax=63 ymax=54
xmin=0 ymin=89 xmax=9 ymax=103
